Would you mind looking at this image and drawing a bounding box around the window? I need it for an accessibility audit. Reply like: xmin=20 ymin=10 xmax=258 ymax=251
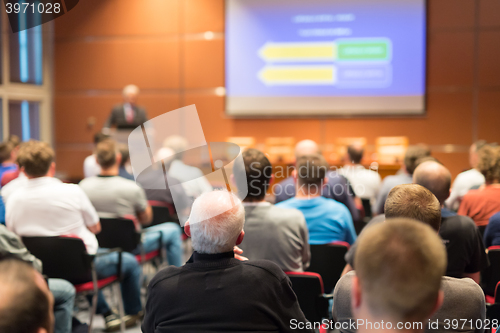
xmin=9 ymin=13 xmax=43 ymax=84
xmin=0 ymin=10 xmax=52 ymax=143
xmin=8 ymin=100 xmax=39 ymax=140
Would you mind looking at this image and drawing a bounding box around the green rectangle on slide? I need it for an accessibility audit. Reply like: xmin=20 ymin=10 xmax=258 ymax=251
xmin=337 ymin=40 xmax=390 ymax=61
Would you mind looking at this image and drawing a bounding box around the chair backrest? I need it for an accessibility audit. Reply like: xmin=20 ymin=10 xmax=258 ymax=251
xmin=361 ymin=198 xmax=372 ymax=219
xmin=97 ymin=218 xmax=140 ymax=252
xmin=286 ymin=272 xmax=328 ymax=323
xmin=22 ymin=236 xmax=93 ymax=285
xmin=483 ymin=246 xmax=500 ymax=296
xmin=306 ymin=241 xmax=350 ymax=293
xmin=148 ymin=201 xmax=179 ymax=226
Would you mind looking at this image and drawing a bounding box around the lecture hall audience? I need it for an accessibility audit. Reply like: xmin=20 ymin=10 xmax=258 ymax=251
xmin=3 ymin=134 xmax=500 ymax=333
xmin=5 ymin=141 xmax=143 ymax=331
xmin=142 ymin=190 xmax=312 ymax=333
xmin=79 ymin=139 xmax=183 ymax=267
xmin=233 ymin=148 xmax=310 ymax=272
xmin=333 ymin=185 xmax=486 ymax=333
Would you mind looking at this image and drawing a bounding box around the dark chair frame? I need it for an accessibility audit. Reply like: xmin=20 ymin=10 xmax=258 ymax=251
xmin=21 ymin=236 xmax=125 ymax=333
xmin=97 ymin=217 xmax=163 ymax=265
xmin=286 ymin=271 xmax=333 ymax=324
xmin=148 ymin=200 xmax=179 ymax=227
xmin=306 ymin=241 xmax=350 ymax=293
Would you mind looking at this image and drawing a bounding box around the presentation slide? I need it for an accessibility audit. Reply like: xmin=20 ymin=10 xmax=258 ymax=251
xmin=225 ymin=0 xmax=426 ymax=116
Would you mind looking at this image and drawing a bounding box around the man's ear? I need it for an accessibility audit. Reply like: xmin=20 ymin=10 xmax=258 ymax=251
xmin=351 ymin=275 xmax=362 ymax=310
xmin=321 ymin=176 xmax=329 ymax=189
xmin=115 ymin=152 xmax=122 ymax=166
xmin=48 ymin=162 xmax=56 ymax=177
xmin=292 ymin=169 xmax=297 ymax=183
xmin=236 ymin=230 xmax=245 ymax=245
xmin=184 ymin=221 xmax=191 ymax=237
xmin=429 ymin=290 xmax=444 ymax=318
xmin=37 ymin=328 xmax=48 ymax=333
xmin=269 ymin=174 xmax=275 ymax=186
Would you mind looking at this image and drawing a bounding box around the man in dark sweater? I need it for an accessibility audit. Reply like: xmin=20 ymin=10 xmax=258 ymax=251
xmin=142 ymin=190 xmax=311 ymax=333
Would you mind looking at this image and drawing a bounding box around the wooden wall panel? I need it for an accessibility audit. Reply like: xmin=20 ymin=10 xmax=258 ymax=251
xmin=55 ymin=40 xmax=180 ymax=91
xmin=479 ymin=0 xmax=500 ymax=28
xmin=478 ymin=31 xmax=500 ymax=87
xmin=183 ymin=39 xmax=224 ymax=89
xmin=55 ymin=0 xmax=180 ymax=38
xmin=184 ymin=94 xmax=231 ymax=143
xmin=477 ymin=91 xmax=500 ymax=143
xmin=428 ymin=0 xmax=475 ymax=29
xmin=427 ymin=32 xmax=475 ymax=87
xmin=183 ymin=0 xmax=224 ymax=33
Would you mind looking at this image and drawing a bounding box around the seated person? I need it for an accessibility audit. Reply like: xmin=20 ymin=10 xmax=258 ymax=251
xmin=414 ymin=161 xmax=488 ymax=283
xmin=117 ymin=143 xmax=134 ymax=181
xmin=333 ymin=218 xmax=485 ymax=333
xmin=342 ymin=184 xmax=465 ymax=278
xmin=79 ymin=139 xmax=182 ymax=267
xmin=137 ymin=146 xmax=191 ymax=218
xmin=446 ymin=141 xmax=487 ymax=210
xmin=83 ymin=132 xmax=109 ymax=178
xmin=458 ymin=145 xmax=500 ymax=233
xmin=233 ymin=148 xmax=310 ymax=272
xmin=0 ymin=224 xmax=76 ymax=333
xmin=274 ymin=139 xmax=359 ymax=222
xmin=0 ymin=259 xmax=55 ymax=333
xmin=142 ymin=190 xmax=312 ymax=333
xmin=161 ymin=135 xmax=212 ymax=199
xmin=0 ymin=135 xmax=20 ymax=182
xmin=483 ymin=212 xmax=500 ymax=248
xmin=339 ymin=143 xmax=381 ymax=211
xmin=1 ymin=140 xmax=38 ymax=204
xmin=374 ymin=145 xmax=430 ymax=215
xmin=277 ymin=154 xmax=357 ymax=245
xmin=5 ymin=141 xmax=143 ymax=331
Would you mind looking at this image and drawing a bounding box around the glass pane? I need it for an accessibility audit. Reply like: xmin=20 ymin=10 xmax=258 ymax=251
xmin=9 ymin=10 xmax=43 ymax=85
xmin=9 ymin=100 xmax=39 ymax=140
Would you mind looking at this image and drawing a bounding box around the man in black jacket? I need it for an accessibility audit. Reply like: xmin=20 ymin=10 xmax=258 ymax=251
xmin=103 ymin=84 xmax=148 ymax=129
xmin=142 ymin=190 xmax=312 ymax=333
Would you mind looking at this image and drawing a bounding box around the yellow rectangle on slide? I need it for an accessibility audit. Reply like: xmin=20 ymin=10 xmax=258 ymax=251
xmin=259 ymin=65 xmax=337 ymax=85
xmin=259 ymin=42 xmax=336 ymax=62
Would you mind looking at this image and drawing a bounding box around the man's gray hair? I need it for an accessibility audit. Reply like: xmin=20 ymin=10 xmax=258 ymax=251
xmin=188 ymin=190 xmax=245 ymax=254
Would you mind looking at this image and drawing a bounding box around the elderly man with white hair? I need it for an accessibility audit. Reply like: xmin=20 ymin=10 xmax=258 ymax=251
xmin=103 ymin=84 xmax=148 ymax=129
xmin=142 ymin=190 xmax=312 ymax=333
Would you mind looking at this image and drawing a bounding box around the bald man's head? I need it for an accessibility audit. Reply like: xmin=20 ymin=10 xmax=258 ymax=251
xmin=413 ymin=161 xmax=451 ymax=205
xmin=294 ymin=140 xmax=319 ymax=159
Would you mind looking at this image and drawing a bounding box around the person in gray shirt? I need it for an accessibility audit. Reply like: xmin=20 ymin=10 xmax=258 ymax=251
xmin=233 ymin=149 xmax=310 ymax=272
xmin=374 ymin=145 xmax=431 ymax=215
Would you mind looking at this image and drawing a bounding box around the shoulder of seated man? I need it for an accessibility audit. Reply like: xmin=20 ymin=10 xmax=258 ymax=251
xmin=149 ymin=258 xmax=288 ymax=290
